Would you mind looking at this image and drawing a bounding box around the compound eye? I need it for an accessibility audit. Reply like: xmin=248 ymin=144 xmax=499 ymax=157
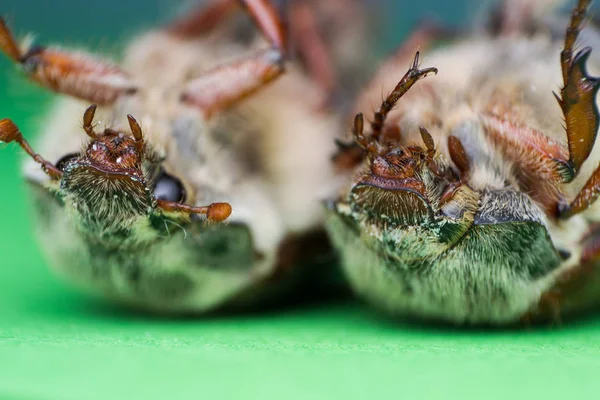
xmin=55 ymin=152 xmax=80 ymax=171
xmin=154 ymin=171 xmax=186 ymax=203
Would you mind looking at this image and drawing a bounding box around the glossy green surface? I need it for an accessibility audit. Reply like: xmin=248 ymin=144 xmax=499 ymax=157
xmin=1 ymin=1 xmax=600 ymax=400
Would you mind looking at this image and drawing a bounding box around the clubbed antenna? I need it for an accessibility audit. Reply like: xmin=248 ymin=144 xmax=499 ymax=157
xmin=157 ymin=200 xmax=232 ymax=223
xmin=0 ymin=118 xmax=62 ymax=179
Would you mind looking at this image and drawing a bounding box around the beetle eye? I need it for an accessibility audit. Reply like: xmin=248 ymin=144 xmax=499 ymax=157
xmin=55 ymin=152 xmax=80 ymax=171
xmin=154 ymin=172 xmax=186 ymax=203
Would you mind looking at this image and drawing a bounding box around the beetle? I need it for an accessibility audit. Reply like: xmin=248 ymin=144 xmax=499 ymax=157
xmin=327 ymin=0 xmax=600 ymax=325
xmin=0 ymin=0 xmax=356 ymax=313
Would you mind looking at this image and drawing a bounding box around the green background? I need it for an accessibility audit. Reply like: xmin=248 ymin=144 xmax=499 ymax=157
xmin=1 ymin=1 xmax=600 ymax=399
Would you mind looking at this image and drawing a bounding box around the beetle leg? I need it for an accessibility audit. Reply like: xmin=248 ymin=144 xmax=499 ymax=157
xmin=559 ymin=164 xmax=600 ymax=218
xmin=289 ymin=0 xmax=336 ymax=99
xmin=181 ymin=0 xmax=286 ymax=118
xmin=0 ymin=119 xmax=62 ymax=180
xmin=170 ymin=0 xmax=337 ymax=104
xmin=370 ymin=52 xmax=437 ymax=145
xmin=0 ymin=17 xmax=136 ymax=105
xmin=167 ymin=0 xmax=238 ymax=38
xmin=0 ymin=16 xmax=21 ymax=62
xmin=238 ymin=0 xmax=286 ymax=50
xmin=491 ymin=0 xmax=536 ymax=36
xmin=181 ymin=48 xmax=283 ymax=118
xmin=552 ymin=0 xmax=600 ymax=217
xmin=335 ymin=21 xmax=448 ymax=167
xmin=555 ymin=0 xmax=600 ymax=179
xmin=353 ymin=20 xmax=452 ymax=118
xmin=334 ymin=51 xmax=436 ymax=166
xmin=167 ymin=0 xmax=285 ymax=48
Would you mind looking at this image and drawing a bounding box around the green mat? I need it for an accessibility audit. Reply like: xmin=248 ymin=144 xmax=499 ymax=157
xmin=2 ymin=3 xmax=600 ymax=400
xmin=3 ymin=69 xmax=600 ymax=400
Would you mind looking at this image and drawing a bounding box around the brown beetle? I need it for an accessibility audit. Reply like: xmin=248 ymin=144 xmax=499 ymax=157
xmin=0 ymin=0 xmax=365 ymax=313
xmin=327 ymin=0 xmax=600 ymax=325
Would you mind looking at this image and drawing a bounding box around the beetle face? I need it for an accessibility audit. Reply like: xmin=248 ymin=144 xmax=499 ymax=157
xmin=41 ymin=117 xmax=232 ymax=249
xmin=55 ymin=131 xmax=157 ymax=244
xmin=331 ymin=142 xmax=484 ymax=262
xmin=327 ymin=141 xmax=566 ymax=324
xmin=2 ymin=104 xmax=232 ymax=254
xmin=351 ymin=149 xmax=436 ymax=226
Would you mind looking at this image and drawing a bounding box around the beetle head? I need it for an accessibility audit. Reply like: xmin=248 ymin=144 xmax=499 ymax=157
xmin=0 ymin=105 xmax=231 ymax=248
xmin=330 ymin=116 xmax=480 ymax=258
xmin=350 ymin=144 xmax=438 ymax=227
xmin=57 ymin=126 xmax=157 ymax=242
